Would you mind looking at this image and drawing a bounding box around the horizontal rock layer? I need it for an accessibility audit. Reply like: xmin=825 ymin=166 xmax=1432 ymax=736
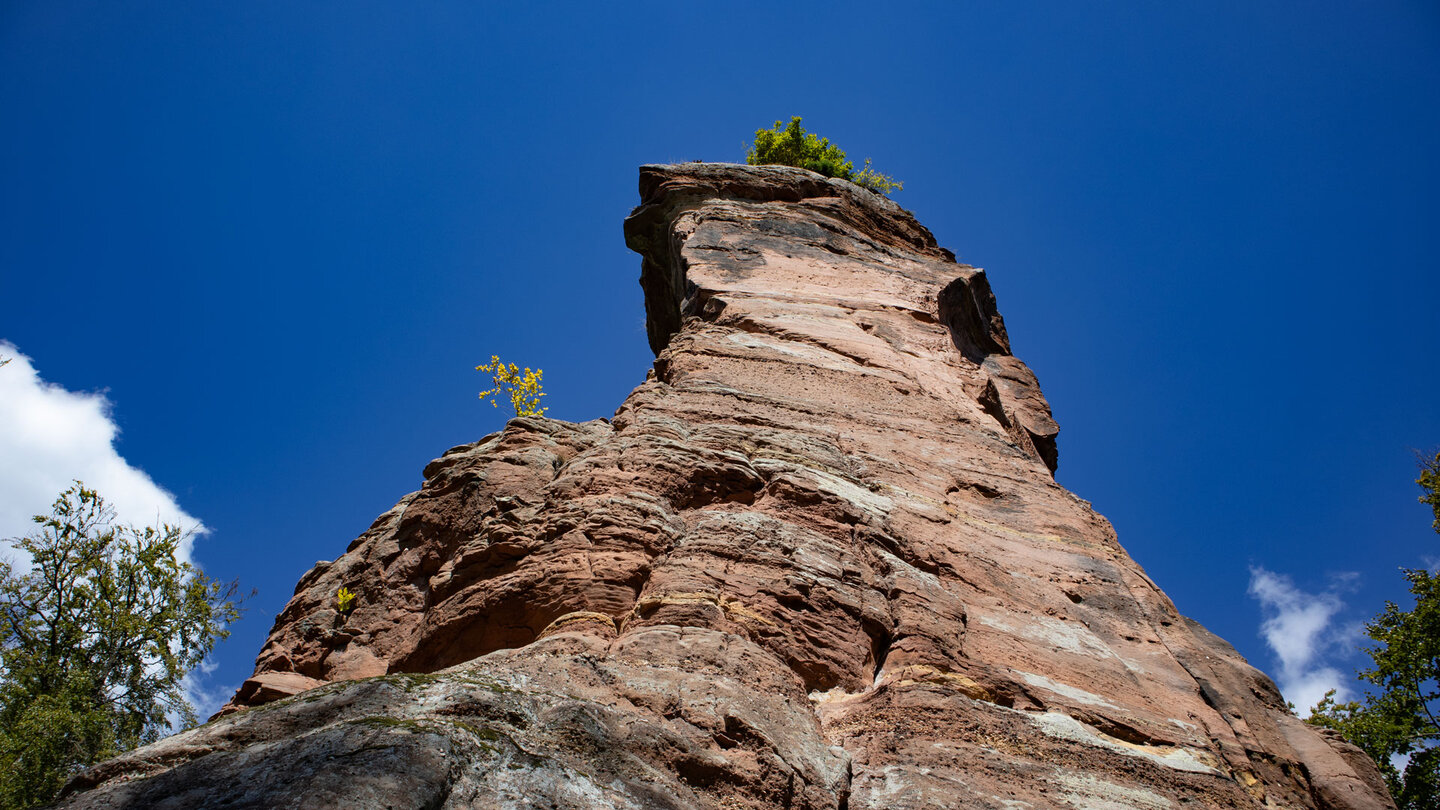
xmin=56 ymin=164 xmax=1391 ymax=809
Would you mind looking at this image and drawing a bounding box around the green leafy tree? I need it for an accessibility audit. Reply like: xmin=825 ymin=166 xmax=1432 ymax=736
xmin=1307 ymin=451 xmax=1440 ymax=809
xmin=0 ymin=484 xmax=243 ymax=809
xmin=746 ymin=117 xmax=903 ymax=195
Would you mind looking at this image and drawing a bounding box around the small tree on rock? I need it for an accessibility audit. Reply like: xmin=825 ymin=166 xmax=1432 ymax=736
xmin=746 ymin=117 xmax=903 ymax=195
xmin=477 ymin=355 xmax=547 ymax=417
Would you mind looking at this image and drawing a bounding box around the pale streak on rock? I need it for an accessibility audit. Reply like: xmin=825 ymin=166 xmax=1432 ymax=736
xmin=1053 ymin=773 xmax=1174 ymax=810
xmin=1014 ymin=670 xmax=1122 ymax=710
xmin=1029 ymin=711 xmax=1221 ymax=775
xmin=53 ymin=164 xmax=1393 ymax=809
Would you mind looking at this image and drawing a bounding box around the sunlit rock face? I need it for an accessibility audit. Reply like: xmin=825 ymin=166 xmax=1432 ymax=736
xmin=55 ymin=164 xmax=1392 ymax=809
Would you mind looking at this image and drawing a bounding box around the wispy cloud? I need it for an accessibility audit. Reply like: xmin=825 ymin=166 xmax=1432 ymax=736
xmin=175 ymin=658 xmax=237 ymax=729
xmin=1248 ymin=566 xmax=1360 ymax=713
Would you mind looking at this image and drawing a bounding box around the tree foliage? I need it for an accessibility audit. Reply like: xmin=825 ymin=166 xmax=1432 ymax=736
xmin=1307 ymin=451 xmax=1440 ymax=809
xmin=477 ymin=355 xmax=547 ymax=417
xmin=1419 ymin=452 xmax=1440 ymax=533
xmin=746 ymin=117 xmax=903 ymax=195
xmin=0 ymin=484 xmax=243 ymax=809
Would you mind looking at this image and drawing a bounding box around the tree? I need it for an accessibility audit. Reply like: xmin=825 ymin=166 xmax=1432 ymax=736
xmin=746 ymin=117 xmax=903 ymax=195
xmin=0 ymin=484 xmax=243 ymax=809
xmin=477 ymin=355 xmax=547 ymax=417
xmin=1307 ymin=451 xmax=1440 ymax=809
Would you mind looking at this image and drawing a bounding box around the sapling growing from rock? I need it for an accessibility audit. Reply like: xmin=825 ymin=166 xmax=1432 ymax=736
xmin=746 ymin=117 xmax=902 ymax=195
xmin=477 ymin=355 xmax=547 ymax=417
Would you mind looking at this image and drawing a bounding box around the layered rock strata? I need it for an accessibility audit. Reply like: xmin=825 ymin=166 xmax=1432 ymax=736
xmin=55 ymin=164 xmax=1392 ymax=809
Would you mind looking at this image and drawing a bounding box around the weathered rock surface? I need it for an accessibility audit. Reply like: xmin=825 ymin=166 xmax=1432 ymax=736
xmin=54 ymin=164 xmax=1393 ymax=809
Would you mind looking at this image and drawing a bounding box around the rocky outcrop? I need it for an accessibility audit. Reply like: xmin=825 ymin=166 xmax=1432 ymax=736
xmin=54 ymin=164 xmax=1392 ymax=809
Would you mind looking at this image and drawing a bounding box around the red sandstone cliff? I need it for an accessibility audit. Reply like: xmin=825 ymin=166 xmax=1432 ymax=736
xmin=53 ymin=164 xmax=1392 ymax=809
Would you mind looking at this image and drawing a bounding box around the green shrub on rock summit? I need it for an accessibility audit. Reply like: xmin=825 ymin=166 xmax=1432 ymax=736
xmin=746 ymin=117 xmax=902 ymax=195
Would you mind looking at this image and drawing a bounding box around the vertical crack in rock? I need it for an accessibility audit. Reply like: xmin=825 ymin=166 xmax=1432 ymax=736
xmin=53 ymin=164 xmax=1394 ymax=810
xmin=937 ymin=270 xmax=1010 ymax=362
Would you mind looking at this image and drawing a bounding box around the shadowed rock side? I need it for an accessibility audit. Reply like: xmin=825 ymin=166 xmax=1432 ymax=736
xmin=53 ymin=164 xmax=1392 ymax=809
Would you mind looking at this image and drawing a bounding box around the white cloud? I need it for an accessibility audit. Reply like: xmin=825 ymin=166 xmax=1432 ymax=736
xmin=175 ymin=658 xmax=237 ymax=729
xmin=1 ymin=341 xmax=225 ymax=729
xmin=0 ymin=341 xmax=204 ymax=567
xmin=1248 ymin=566 xmax=1359 ymax=713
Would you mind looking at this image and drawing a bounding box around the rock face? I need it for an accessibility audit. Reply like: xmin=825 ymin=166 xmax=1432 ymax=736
xmin=54 ymin=164 xmax=1392 ymax=809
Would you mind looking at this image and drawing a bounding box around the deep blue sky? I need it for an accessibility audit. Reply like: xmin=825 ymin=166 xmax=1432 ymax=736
xmin=4 ymin=2 xmax=1437 ymax=712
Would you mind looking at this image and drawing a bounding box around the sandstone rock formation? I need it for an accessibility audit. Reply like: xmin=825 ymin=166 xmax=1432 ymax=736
xmin=53 ymin=164 xmax=1392 ymax=809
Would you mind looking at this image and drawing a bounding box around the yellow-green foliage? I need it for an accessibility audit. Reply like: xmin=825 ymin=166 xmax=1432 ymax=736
xmin=476 ymin=355 xmax=547 ymax=417
xmin=748 ymin=117 xmax=852 ymax=179
xmin=746 ymin=117 xmax=903 ymax=195
xmin=336 ymin=586 xmax=356 ymax=614
xmin=852 ymin=158 xmax=903 ymax=196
